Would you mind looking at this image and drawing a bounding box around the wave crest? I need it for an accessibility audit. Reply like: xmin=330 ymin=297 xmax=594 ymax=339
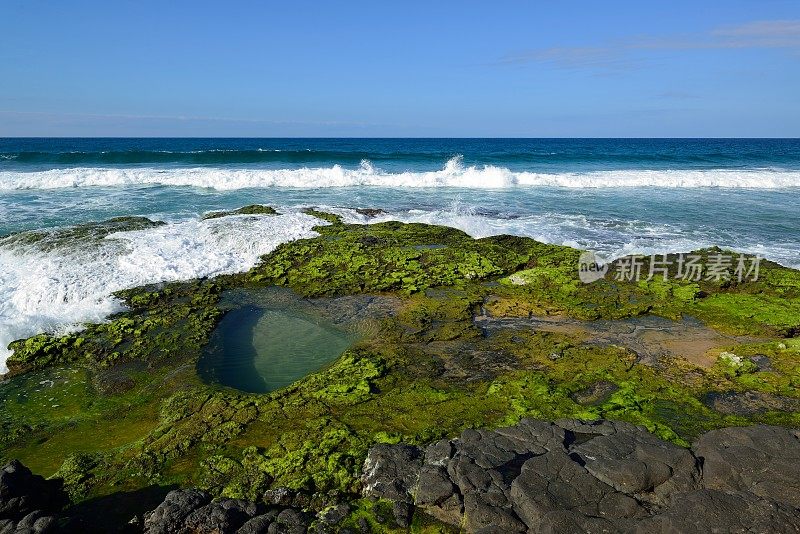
xmin=1 ymin=157 xmax=799 ymax=190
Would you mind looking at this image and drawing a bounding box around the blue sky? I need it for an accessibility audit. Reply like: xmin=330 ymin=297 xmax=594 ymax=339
xmin=1 ymin=0 xmax=799 ymax=136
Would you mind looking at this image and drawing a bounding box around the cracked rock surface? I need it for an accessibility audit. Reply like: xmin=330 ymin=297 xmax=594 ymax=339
xmin=361 ymin=419 xmax=800 ymax=533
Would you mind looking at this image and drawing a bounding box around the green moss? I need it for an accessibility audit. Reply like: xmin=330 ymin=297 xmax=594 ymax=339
xmin=248 ymin=220 xmax=530 ymax=296
xmin=54 ymin=452 xmax=102 ymax=501
xmin=2 ymin=218 xmax=798 ymax=509
xmin=302 ymin=208 xmax=344 ymax=225
xmin=0 ymin=217 xmax=165 ymax=252
xmin=691 ymin=293 xmax=800 ymax=336
xmin=6 ymin=280 xmax=223 ymax=375
xmin=202 ymin=205 xmax=279 ymax=219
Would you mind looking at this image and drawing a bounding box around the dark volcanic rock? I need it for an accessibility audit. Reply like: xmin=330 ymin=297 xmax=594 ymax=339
xmin=361 ymin=444 xmax=423 ymax=503
xmin=630 ymin=489 xmax=800 ymax=533
xmin=361 ymin=420 xmax=800 ymax=533
xmin=509 ymin=447 xmax=647 ymax=531
xmin=694 ymin=424 xmax=800 ymax=509
xmin=268 ymin=508 xmax=309 ymax=534
xmin=136 ymin=421 xmax=800 ymax=533
xmin=183 ymin=498 xmax=260 ymax=533
xmin=142 ymin=489 xmax=309 ymax=534
xmin=0 ymin=460 xmax=66 ymax=531
xmin=237 ymin=510 xmax=279 ymax=533
xmin=570 ymin=420 xmax=700 ymax=505
xmin=142 ymin=489 xmax=211 ymax=533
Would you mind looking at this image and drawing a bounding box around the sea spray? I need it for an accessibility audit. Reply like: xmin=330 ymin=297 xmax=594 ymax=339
xmin=0 ymin=212 xmax=323 ymax=372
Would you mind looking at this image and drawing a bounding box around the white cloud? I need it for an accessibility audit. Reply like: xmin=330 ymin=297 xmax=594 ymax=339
xmin=499 ymin=19 xmax=800 ymax=71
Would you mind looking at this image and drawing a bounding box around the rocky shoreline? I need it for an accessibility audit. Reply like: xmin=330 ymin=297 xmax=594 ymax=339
xmin=361 ymin=419 xmax=800 ymax=533
xmin=1 ymin=208 xmax=799 ymax=532
xmin=3 ymin=419 xmax=799 ymax=532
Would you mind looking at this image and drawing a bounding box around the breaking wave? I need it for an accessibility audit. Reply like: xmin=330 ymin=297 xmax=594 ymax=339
xmin=0 ymin=212 xmax=323 ymax=372
xmin=2 ymin=157 xmax=800 ymax=190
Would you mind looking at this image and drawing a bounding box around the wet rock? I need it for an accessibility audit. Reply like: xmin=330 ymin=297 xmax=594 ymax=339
xmin=203 ymin=205 xmax=278 ymax=220
xmin=142 ymin=489 xmax=211 ymax=534
xmin=419 ymin=341 xmax=520 ymax=383
xmin=237 ymin=510 xmax=279 ymax=533
xmin=141 ymin=491 xmax=308 ymax=534
xmin=570 ymin=380 xmax=618 ymax=405
xmin=702 ymin=390 xmax=800 ymax=415
xmin=268 ymin=508 xmax=309 ymax=534
xmin=694 ymin=424 xmax=800 ymax=509
xmin=136 ymin=422 xmax=800 ymax=534
xmin=392 ymin=501 xmax=413 ymax=528
xmin=749 ymin=354 xmax=773 ymax=371
xmin=11 ymin=510 xmax=58 ymax=533
xmin=355 ymin=208 xmax=385 ymax=218
xmin=0 ymin=460 xmax=66 ymax=524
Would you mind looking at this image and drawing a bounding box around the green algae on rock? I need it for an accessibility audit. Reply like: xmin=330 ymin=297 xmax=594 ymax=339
xmin=201 ymin=204 xmax=279 ymax=220
xmin=5 ymin=280 xmax=223 ymax=376
xmin=0 ymin=216 xmax=166 ymax=251
xmin=0 ymin=209 xmax=798 ymax=521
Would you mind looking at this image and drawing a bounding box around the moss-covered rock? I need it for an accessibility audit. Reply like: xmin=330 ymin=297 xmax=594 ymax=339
xmin=6 ymin=280 xmax=223 ymax=375
xmin=0 ymin=216 xmax=165 ymax=252
xmin=0 ymin=212 xmax=798 ymax=512
xmin=202 ymin=205 xmax=279 ymax=219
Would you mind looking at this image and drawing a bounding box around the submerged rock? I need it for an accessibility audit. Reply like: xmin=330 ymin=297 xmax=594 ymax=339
xmin=202 ymin=205 xmax=279 ymax=220
xmin=570 ymin=380 xmax=619 ymax=405
xmin=0 ymin=216 xmax=165 ymax=252
xmin=702 ymin=390 xmax=800 ymax=416
xmin=354 ymin=208 xmax=385 ymax=218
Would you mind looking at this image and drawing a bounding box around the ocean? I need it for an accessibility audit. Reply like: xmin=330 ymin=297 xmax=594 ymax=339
xmin=1 ymin=137 xmax=799 ymax=370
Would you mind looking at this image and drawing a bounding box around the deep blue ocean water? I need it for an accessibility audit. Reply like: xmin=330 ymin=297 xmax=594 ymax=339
xmin=1 ymin=138 xmax=799 ymax=370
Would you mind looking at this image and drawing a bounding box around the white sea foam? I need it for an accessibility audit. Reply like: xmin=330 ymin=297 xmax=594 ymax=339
xmin=0 ymin=212 xmax=323 ymax=372
xmin=1 ymin=157 xmax=799 ymax=190
xmin=2 ymin=199 xmax=798 ymax=373
xmin=336 ymin=204 xmax=800 ymax=270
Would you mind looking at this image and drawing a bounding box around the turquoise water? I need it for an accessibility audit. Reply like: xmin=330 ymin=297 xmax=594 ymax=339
xmin=1 ymin=138 xmax=800 ymax=372
xmin=197 ymin=305 xmax=356 ymax=393
xmin=1 ymin=138 xmax=799 ymax=268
